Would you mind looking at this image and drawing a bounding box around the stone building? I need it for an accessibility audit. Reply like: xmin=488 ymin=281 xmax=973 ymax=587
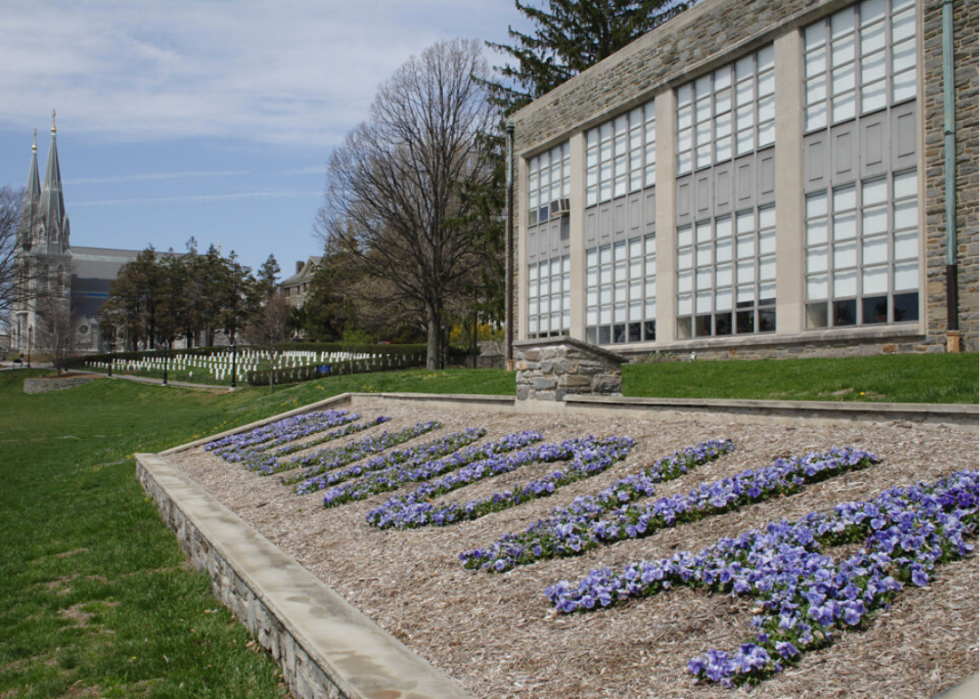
xmin=509 ymin=0 xmax=978 ymax=359
xmin=280 ymin=256 xmax=322 ymax=309
xmin=11 ymin=116 xmax=142 ymax=354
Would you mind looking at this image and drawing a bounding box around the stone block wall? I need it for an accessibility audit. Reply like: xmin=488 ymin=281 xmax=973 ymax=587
xmin=922 ymin=0 xmax=979 ymax=352
xmin=515 ymin=337 xmax=625 ymax=401
xmin=23 ymin=375 xmax=96 ymax=394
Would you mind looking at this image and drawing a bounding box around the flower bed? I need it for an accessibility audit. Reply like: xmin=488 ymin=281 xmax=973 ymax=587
xmin=545 ymin=470 xmax=979 ymax=688
xmin=464 ymin=446 xmax=875 ymax=573
xmin=271 ymin=416 xmax=391 ymax=457
xmin=205 ymin=409 xmax=359 ymax=459
xmin=321 ymin=431 xmax=545 ymax=508
xmin=365 ymin=436 xmax=636 ymax=529
xmin=460 ymin=439 xmax=735 ymax=571
xmin=279 ymin=421 xmax=443 ymax=482
xmin=294 ymin=428 xmax=489 ymax=494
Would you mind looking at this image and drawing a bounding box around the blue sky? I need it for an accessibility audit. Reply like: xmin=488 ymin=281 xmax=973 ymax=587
xmin=0 ymin=0 xmax=530 ymax=277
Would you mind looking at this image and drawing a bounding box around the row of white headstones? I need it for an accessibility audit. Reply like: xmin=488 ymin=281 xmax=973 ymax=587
xmin=86 ymin=350 xmax=423 ymax=383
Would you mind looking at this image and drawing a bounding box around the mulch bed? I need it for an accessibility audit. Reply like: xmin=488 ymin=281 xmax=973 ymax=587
xmin=173 ymin=400 xmax=978 ymax=698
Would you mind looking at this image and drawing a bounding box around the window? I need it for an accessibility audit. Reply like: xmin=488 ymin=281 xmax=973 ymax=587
xmin=805 ymin=170 xmax=919 ymax=328
xmin=528 ymin=143 xmax=571 ymax=226
xmin=677 ymin=45 xmax=774 ymax=174
xmin=585 ymin=99 xmax=655 ymax=206
xmin=804 ymin=0 xmax=917 ymax=131
xmin=676 ymin=206 xmax=776 ymax=338
xmin=586 ymin=236 xmax=656 ymax=344
xmin=528 ymin=255 xmax=570 ymax=338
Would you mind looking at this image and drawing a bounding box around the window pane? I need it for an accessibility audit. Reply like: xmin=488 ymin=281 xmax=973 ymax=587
xmin=863 ymin=235 xmax=888 ymax=265
xmin=863 ymin=265 xmax=888 ymax=294
xmin=894 ymin=261 xmax=918 ymax=291
xmin=834 ymin=269 xmax=857 ymax=297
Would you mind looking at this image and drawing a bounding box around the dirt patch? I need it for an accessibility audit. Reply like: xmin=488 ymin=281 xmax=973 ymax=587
xmin=55 ymin=548 xmax=89 ymax=559
xmin=58 ymin=604 xmax=94 ymax=627
xmin=172 ymin=400 xmax=979 ymax=698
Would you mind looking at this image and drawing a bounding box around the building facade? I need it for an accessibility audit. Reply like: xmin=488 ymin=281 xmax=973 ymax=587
xmin=12 ymin=118 xmax=142 ymax=354
xmin=280 ymin=256 xmax=322 ymax=309
xmin=510 ymin=0 xmax=978 ymax=358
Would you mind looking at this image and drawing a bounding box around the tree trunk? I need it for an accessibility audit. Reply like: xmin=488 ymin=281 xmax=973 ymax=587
xmin=425 ymin=303 xmax=441 ymax=371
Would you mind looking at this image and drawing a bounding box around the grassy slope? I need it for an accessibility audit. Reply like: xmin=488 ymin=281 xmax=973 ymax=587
xmin=0 ymin=368 xmax=510 ymax=698
xmin=0 ymin=355 xmax=973 ymax=695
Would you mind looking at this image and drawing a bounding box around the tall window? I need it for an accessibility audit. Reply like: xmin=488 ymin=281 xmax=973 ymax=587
xmin=586 ymin=236 xmax=656 ymax=345
xmin=676 ymin=206 xmax=776 ymax=338
xmin=528 ymin=143 xmax=570 ymax=226
xmin=804 ymin=0 xmax=916 ymax=131
xmin=676 ymin=45 xmax=774 ymax=174
xmin=528 ymin=256 xmax=570 ymax=338
xmin=585 ymin=100 xmax=656 ymax=206
xmin=805 ymin=171 xmax=918 ymax=328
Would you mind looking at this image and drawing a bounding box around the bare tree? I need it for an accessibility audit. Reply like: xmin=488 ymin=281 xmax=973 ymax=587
xmin=243 ymin=292 xmax=289 ymax=391
xmin=34 ymin=295 xmax=76 ymax=375
xmin=318 ymin=39 xmax=498 ymax=370
xmin=1 ymin=186 xmax=31 ymax=323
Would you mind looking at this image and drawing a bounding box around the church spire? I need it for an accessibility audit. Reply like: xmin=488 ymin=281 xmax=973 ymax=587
xmin=18 ymin=129 xmax=42 ymax=250
xmin=39 ymin=109 xmax=69 ymax=253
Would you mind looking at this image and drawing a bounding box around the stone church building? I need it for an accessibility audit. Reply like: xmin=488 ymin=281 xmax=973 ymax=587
xmin=11 ymin=116 xmax=141 ymax=355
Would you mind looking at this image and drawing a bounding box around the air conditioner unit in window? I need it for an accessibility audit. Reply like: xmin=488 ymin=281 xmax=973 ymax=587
xmin=550 ymin=198 xmax=571 ymax=218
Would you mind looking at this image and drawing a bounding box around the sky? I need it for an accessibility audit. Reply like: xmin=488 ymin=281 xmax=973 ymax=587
xmin=0 ymin=0 xmax=530 ymax=278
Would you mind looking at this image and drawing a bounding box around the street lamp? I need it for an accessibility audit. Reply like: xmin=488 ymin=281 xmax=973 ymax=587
xmin=27 ymin=325 xmax=32 ymax=368
xmin=231 ymin=342 xmax=237 ymax=388
xmin=162 ymin=343 xmax=169 ymax=386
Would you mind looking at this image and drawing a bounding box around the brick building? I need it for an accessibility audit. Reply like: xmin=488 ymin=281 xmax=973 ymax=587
xmin=509 ymin=0 xmax=978 ymax=359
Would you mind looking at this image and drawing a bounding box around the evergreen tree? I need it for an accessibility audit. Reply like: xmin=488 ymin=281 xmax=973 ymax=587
xmin=486 ymin=0 xmax=690 ymax=113
xmin=256 ymin=254 xmax=281 ymax=299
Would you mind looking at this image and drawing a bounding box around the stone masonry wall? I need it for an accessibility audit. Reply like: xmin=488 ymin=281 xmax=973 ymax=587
xmin=922 ymin=0 xmax=980 ymax=352
xmin=136 ymin=462 xmax=345 ymax=699
xmin=515 ymin=339 xmax=624 ymax=401
xmin=23 ymin=375 xmax=96 ymax=394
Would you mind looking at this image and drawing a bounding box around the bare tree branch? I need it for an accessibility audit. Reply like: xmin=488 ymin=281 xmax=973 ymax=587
xmin=317 ymin=39 xmax=499 ymax=369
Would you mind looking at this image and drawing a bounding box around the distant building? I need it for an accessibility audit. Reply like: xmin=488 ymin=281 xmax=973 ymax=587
xmin=280 ymin=256 xmax=321 ymax=308
xmin=11 ymin=115 xmax=142 ymax=354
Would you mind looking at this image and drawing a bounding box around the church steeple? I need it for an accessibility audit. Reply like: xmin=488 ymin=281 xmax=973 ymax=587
xmin=38 ymin=109 xmax=69 ymax=253
xmin=19 ymin=129 xmax=42 ymax=250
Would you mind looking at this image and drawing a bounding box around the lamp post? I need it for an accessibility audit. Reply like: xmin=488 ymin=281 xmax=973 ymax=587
xmin=231 ymin=342 xmax=237 ymax=388
xmin=162 ymin=343 xmax=169 ymax=386
xmin=27 ymin=325 xmax=32 ymax=368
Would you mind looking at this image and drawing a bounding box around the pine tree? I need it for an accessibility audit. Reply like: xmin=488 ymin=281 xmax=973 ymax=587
xmin=487 ymin=0 xmax=690 ymax=113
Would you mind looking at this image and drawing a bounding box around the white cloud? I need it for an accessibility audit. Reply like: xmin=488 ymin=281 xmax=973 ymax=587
xmin=0 ymin=0 xmax=524 ymax=148
xmin=72 ymin=190 xmax=323 ymax=207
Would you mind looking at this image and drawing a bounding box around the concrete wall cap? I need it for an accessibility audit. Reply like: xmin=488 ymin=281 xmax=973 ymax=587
xmin=514 ymin=336 xmax=628 ymax=365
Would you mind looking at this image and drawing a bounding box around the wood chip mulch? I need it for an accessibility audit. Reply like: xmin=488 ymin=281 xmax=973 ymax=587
xmin=172 ymin=399 xmax=979 ymax=698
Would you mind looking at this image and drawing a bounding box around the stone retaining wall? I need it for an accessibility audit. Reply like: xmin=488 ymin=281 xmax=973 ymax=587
xmin=23 ymin=375 xmax=96 ymax=394
xmin=515 ymin=337 xmax=625 ymax=401
xmin=135 ymin=451 xmax=472 ymax=699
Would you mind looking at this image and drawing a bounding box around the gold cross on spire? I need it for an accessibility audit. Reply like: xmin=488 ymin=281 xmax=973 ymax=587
xmin=51 ymin=109 xmax=57 ymax=134
xmin=33 ymin=128 xmax=37 ymax=152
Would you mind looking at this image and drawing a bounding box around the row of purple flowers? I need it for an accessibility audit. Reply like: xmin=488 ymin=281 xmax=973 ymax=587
xmin=294 ymin=427 xmax=489 ymax=494
xmin=364 ymin=436 xmax=637 ymax=529
xmin=321 ymin=431 xmax=545 ymax=508
xmin=463 ymin=445 xmax=873 ymax=573
xmin=281 ymin=421 xmax=444 ymax=483
xmin=544 ymin=469 xmax=978 ymax=688
xmin=205 ymin=409 xmax=360 ymax=459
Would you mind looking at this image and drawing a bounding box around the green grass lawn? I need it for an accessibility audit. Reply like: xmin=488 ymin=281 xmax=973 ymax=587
xmin=0 ymin=354 xmax=973 ymax=696
xmin=0 ymin=367 xmax=513 ymax=698
xmin=623 ymin=352 xmax=978 ymax=404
